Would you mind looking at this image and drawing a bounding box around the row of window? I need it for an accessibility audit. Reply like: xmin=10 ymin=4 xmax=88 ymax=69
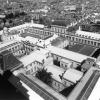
xmin=65 ymin=35 xmax=100 ymax=47
xmin=24 ymin=27 xmax=52 ymax=36
xmin=76 ymin=34 xmax=100 ymax=41
xmin=51 ymin=26 xmax=66 ymax=34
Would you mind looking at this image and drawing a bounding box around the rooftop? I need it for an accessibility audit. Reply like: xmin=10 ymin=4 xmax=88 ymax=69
xmin=0 ymin=23 xmax=45 ymax=36
xmin=0 ymin=50 xmax=22 ymax=71
xmin=9 ymin=23 xmax=44 ymax=31
xmin=47 ymin=46 xmax=94 ymax=63
xmin=19 ymin=48 xmax=49 ymax=66
xmin=63 ymin=68 xmax=83 ymax=84
xmin=0 ymin=40 xmax=19 ymax=50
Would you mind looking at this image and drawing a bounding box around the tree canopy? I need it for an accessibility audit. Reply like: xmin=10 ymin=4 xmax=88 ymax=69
xmin=36 ymin=68 xmax=53 ymax=86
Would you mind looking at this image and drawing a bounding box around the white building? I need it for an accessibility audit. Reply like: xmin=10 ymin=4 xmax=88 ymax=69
xmin=0 ymin=40 xmax=23 ymax=53
xmin=60 ymin=59 xmax=73 ymax=70
xmin=62 ymin=68 xmax=83 ymax=87
xmin=19 ymin=48 xmax=51 ymax=75
xmin=76 ymin=27 xmax=100 ymax=41
xmin=47 ymin=46 xmax=94 ymax=68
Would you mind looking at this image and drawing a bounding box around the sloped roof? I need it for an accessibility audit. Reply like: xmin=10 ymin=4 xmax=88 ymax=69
xmin=0 ymin=50 xmax=22 ymax=71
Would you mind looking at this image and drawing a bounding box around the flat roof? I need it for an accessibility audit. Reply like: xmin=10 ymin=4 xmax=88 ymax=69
xmin=19 ymin=49 xmax=48 ymax=67
xmin=47 ymin=46 xmax=94 ymax=63
xmin=63 ymin=68 xmax=83 ymax=83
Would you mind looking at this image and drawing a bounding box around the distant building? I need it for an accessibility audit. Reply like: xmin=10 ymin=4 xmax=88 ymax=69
xmin=64 ymin=5 xmax=76 ymax=11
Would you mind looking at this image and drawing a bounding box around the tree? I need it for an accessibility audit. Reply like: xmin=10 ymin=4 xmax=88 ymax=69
xmin=36 ymin=68 xmax=53 ymax=86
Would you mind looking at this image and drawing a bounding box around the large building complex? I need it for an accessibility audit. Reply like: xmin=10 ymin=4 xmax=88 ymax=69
xmin=0 ymin=20 xmax=100 ymax=100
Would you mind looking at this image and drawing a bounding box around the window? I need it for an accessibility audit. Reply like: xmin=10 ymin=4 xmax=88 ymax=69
xmin=85 ymin=40 xmax=87 ymax=43
xmin=91 ymin=41 xmax=93 ymax=45
xmin=98 ymin=43 xmax=100 ymax=47
xmin=79 ymin=39 xmax=81 ymax=42
xmin=88 ymin=41 xmax=90 ymax=44
xmin=94 ymin=42 xmax=96 ymax=46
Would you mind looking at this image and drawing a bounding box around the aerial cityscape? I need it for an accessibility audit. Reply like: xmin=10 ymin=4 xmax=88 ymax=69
xmin=0 ymin=0 xmax=100 ymax=100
